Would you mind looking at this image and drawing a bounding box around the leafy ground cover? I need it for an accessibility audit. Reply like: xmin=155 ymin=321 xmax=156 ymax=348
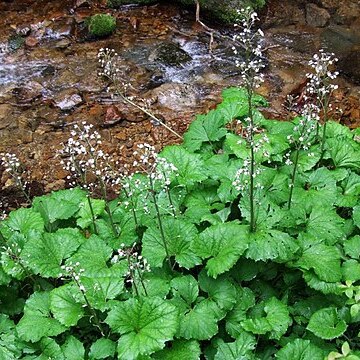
xmin=1 ymin=86 xmax=360 ymax=359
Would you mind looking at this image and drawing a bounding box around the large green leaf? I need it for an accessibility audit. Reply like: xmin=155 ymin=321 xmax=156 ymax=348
xmin=142 ymin=217 xmax=201 ymax=269
xmin=22 ymin=228 xmax=85 ymax=278
xmin=160 ymin=145 xmax=208 ymax=186
xmin=302 ymin=271 xmax=342 ymax=295
xmin=307 ymin=307 xmax=347 ymax=340
xmin=33 ymin=188 xmax=86 ymax=225
xmin=198 ymin=272 xmax=237 ymax=311
xmin=225 ymin=287 xmax=255 ymax=338
xmin=241 ymin=297 xmax=291 ymax=340
xmin=337 ymin=171 xmax=360 ymax=207
xmin=76 ymin=198 xmax=105 ymax=229
xmin=246 ymin=230 xmax=298 ymax=262
xmin=353 ymin=205 xmax=360 ymax=229
xmin=214 ymin=331 xmax=256 ymax=360
xmin=342 ymin=259 xmax=360 ymax=281
xmin=276 ymin=339 xmax=324 ymax=360
xmin=81 ymin=266 xmax=125 ymax=311
xmin=177 ymin=299 xmax=222 ymax=340
xmin=152 ymin=340 xmax=201 ymax=360
xmin=105 ymin=297 xmax=178 ymax=360
xmin=16 ymin=292 xmax=66 ymax=342
xmin=69 ymin=234 xmax=112 ymax=275
xmin=295 ymin=244 xmax=342 ymax=282
xmin=89 ymin=338 xmax=116 ymax=360
xmin=50 ymin=284 xmax=84 ymax=327
xmin=327 ymin=138 xmax=360 ymax=169
xmin=61 ymin=336 xmax=85 ymax=360
xmin=171 ymin=275 xmax=199 ymax=306
xmin=183 ymin=109 xmax=227 ymax=152
xmin=305 ymin=206 xmax=345 ymax=245
xmin=191 ymin=222 xmax=249 ymax=277
xmin=38 ymin=337 xmax=65 ymax=360
xmin=0 ymin=208 xmax=44 ymax=238
xmin=343 ymin=235 xmax=360 ymax=259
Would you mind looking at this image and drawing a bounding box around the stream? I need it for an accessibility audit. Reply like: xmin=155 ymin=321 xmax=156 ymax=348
xmin=0 ymin=0 xmax=359 ymax=209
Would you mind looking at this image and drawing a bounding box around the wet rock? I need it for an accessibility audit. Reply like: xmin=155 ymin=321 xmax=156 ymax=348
xmin=55 ymin=92 xmax=83 ymax=111
xmin=104 ymin=105 xmax=124 ymax=126
xmin=16 ymin=25 xmax=31 ymax=36
xmin=75 ymin=0 xmax=91 ymax=8
xmin=306 ymin=3 xmax=330 ymax=27
xmin=149 ymin=42 xmax=192 ymax=67
xmin=263 ymin=1 xmax=305 ymax=27
xmin=338 ymin=48 xmax=360 ymax=84
xmin=149 ymin=83 xmax=200 ymax=111
xmin=25 ymin=36 xmax=39 ymax=47
xmin=321 ymin=26 xmax=360 ymax=55
xmin=12 ymin=81 xmax=43 ymax=104
xmin=334 ymin=1 xmax=360 ymax=25
xmin=48 ymin=17 xmax=76 ymax=38
xmin=41 ymin=64 xmax=56 ymax=77
xmin=0 ymin=105 xmax=14 ymax=130
xmin=55 ymin=39 xmax=71 ymax=49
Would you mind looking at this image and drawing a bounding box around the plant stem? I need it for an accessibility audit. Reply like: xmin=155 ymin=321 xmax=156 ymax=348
xmin=287 ymin=148 xmax=300 ymax=209
xmin=99 ymin=179 xmax=118 ymax=237
xmin=148 ymin=176 xmax=172 ymax=268
xmin=86 ymin=194 xmax=98 ymax=235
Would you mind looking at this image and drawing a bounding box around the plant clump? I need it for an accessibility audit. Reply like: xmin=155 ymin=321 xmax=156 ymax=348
xmin=87 ymin=14 xmax=117 ymax=38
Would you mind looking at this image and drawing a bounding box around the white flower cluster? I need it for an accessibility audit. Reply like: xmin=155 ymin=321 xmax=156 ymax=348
xmin=233 ymin=7 xmax=265 ymax=90
xmin=232 ymin=158 xmax=263 ymax=192
xmin=60 ymin=261 xmax=86 ymax=292
xmin=97 ymin=48 xmax=119 ymax=78
xmin=306 ymin=50 xmax=339 ymax=100
xmin=112 ymin=243 xmax=151 ymax=284
xmin=0 ymin=153 xmax=28 ymax=192
xmin=60 ymin=122 xmax=109 ymax=189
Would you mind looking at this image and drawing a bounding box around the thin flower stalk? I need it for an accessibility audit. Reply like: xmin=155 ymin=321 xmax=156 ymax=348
xmin=286 ymin=103 xmax=318 ymax=208
xmin=233 ymin=7 xmax=265 ymax=232
xmin=305 ymin=50 xmax=338 ymax=160
xmin=97 ymin=48 xmax=182 ymax=139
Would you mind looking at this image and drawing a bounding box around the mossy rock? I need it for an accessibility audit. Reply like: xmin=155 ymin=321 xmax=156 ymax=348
xmin=176 ymin=0 xmax=266 ymax=24
xmin=107 ymin=0 xmax=156 ymax=8
xmin=149 ymin=42 xmax=192 ymax=67
xmin=8 ymin=34 xmax=25 ymax=52
xmin=87 ymin=14 xmax=117 ymax=38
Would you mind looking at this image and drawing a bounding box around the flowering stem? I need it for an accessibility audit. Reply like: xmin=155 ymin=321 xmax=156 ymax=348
xmin=136 ymin=267 xmax=148 ymax=296
xmin=148 ymin=176 xmax=172 ymax=269
xmin=86 ymin=194 xmax=98 ymax=235
xmin=98 ymin=179 xmax=118 ymax=237
xmin=287 ymin=148 xmax=300 ymax=209
xmin=248 ymin=92 xmax=256 ymax=233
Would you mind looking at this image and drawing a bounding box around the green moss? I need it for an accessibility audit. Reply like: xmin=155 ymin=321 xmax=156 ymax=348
xmin=107 ymin=0 xmax=155 ymax=8
xmin=88 ymin=14 xmax=117 ymax=38
xmin=176 ymin=0 xmax=266 ymax=24
xmin=8 ymin=34 xmax=25 ymax=52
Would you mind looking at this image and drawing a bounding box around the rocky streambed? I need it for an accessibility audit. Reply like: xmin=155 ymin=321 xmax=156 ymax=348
xmin=0 ymin=0 xmax=359 ymax=210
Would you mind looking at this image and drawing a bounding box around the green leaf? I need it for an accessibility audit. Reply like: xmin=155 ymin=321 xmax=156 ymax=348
xmin=305 ymin=206 xmax=345 ymax=245
xmin=302 ymin=271 xmax=342 ymax=295
xmin=342 ymin=259 xmax=360 ymax=281
xmin=61 ymin=336 xmax=85 ymax=360
xmin=337 ymin=171 xmax=360 ymax=207
xmin=191 ymin=222 xmax=249 ymax=277
xmin=16 ymin=292 xmax=66 ymax=342
xmin=241 ymin=297 xmax=291 ymax=339
xmin=183 ymin=109 xmax=227 ymax=152
xmin=353 ymin=205 xmax=360 ymax=229
xmin=215 ymin=331 xmax=256 ymax=360
xmin=76 ymin=198 xmax=105 ymax=229
xmin=1 ymin=208 xmax=44 ymax=237
xmin=276 ymin=339 xmax=324 ymax=360
xmin=33 ymin=188 xmax=85 ymax=224
xmin=225 ymin=287 xmax=255 ymax=338
xmin=81 ymin=266 xmax=125 ymax=311
xmin=307 ymin=307 xmax=347 ymax=340
xmin=106 ymin=297 xmax=178 ymax=360
xmin=89 ymin=338 xmax=116 ymax=360
xmin=69 ymin=234 xmax=112 ymax=275
xmin=171 ymin=275 xmax=199 ymax=306
xmin=50 ymin=284 xmax=84 ymax=327
xmin=152 ymin=340 xmax=201 ymax=360
xmin=142 ymin=217 xmax=201 ymax=269
xmin=295 ymin=244 xmax=342 ymax=282
xmin=38 ymin=337 xmax=65 ymax=360
xmin=327 ymin=138 xmax=360 ymax=169
xmin=22 ymin=228 xmax=85 ymax=278
xmin=198 ymin=272 xmax=237 ymax=311
xmin=160 ymin=145 xmax=208 ymax=186
xmin=177 ymin=299 xmax=221 ymax=340
xmin=344 ymin=235 xmax=360 ymax=259
xmin=246 ymin=230 xmax=298 ymax=262
xmin=293 ymin=147 xmax=321 ymax=171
